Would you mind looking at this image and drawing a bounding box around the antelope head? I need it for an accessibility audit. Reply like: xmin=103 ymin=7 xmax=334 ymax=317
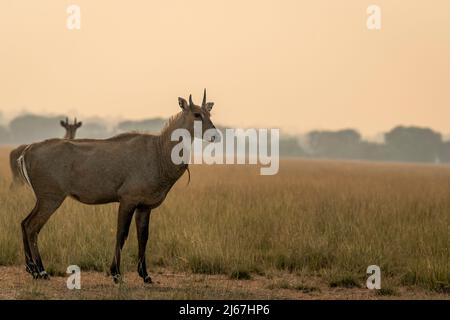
xmin=177 ymin=89 xmax=221 ymax=142
xmin=60 ymin=117 xmax=83 ymax=139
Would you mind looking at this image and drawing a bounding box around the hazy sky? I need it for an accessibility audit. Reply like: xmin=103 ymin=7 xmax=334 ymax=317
xmin=0 ymin=0 xmax=448 ymax=135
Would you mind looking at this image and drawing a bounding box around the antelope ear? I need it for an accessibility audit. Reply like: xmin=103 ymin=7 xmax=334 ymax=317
xmin=76 ymin=121 xmax=83 ymax=128
xmin=60 ymin=120 xmax=67 ymax=128
xmin=204 ymin=102 xmax=214 ymax=112
xmin=178 ymin=97 xmax=189 ymax=111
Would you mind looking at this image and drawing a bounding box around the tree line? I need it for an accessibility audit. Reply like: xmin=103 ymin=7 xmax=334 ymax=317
xmin=0 ymin=114 xmax=448 ymax=164
xmin=293 ymin=127 xmax=449 ymax=163
xmin=0 ymin=114 xmax=167 ymax=144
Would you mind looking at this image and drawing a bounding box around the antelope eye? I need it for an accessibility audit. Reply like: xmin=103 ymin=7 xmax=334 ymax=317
xmin=194 ymin=113 xmax=202 ymax=119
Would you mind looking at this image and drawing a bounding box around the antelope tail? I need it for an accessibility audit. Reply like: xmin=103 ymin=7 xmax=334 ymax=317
xmin=17 ymin=145 xmax=35 ymax=196
xmin=186 ymin=166 xmax=191 ymax=186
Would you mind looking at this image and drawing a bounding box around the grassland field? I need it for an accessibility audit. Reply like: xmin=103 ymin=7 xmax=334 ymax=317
xmin=0 ymin=147 xmax=448 ymax=299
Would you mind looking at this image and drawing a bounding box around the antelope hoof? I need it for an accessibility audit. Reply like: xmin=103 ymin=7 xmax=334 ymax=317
xmin=112 ymin=274 xmax=123 ymax=284
xmin=25 ymin=263 xmax=46 ymax=280
xmin=25 ymin=264 xmax=35 ymax=275
xmin=143 ymin=275 xmax=152 ymax=284
xmin=39 ymin=271 xmax=50 ymax=280
xmin=32 ymin=270 xmax=50 ymax=280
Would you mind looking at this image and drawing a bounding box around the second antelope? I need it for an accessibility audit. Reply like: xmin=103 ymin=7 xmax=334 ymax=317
xmin=9 ymin=117 xmax=82 ymax=188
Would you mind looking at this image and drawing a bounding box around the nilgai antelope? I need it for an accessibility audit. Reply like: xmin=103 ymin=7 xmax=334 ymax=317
xmin=18 ymin=90 xmax=219 ymax=283
xmin=9 ymin=117 xmax=82 ymax=188
xmin=60 ymin=117 xmax=83 ymax=140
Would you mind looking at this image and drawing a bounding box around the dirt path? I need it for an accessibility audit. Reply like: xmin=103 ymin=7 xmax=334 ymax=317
xmin=0 ymin=266 xmax=447 ymax=300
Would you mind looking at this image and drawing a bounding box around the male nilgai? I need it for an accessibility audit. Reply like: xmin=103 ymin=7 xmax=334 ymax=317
xmin=18 ymin=91 xmax=218 ymax=283
xmin=10 ymin=117 xmax=82 ymax=188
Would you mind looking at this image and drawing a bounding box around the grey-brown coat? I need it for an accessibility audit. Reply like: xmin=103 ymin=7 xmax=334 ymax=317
xmin=19 ymin=91 xmax=218 ymax=283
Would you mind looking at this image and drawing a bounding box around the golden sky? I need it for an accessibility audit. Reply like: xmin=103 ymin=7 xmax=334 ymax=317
xmin=0 ymin=0 xmax=449 ymax=135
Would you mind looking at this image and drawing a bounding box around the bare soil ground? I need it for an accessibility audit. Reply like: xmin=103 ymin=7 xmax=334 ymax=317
xmin=0 ymin=266 xmax=448 ymax=300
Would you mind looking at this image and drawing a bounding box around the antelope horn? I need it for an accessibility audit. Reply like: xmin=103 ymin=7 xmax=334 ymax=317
xmin=65 ymin=117 xmax=69 ymax=124
xmin=202 ymin=88 xmax=207 ymax=107
xmin=189 ymin=94 xmax=193 ymax=106
xmin=74 ymin=117 xmax=77 ymax=125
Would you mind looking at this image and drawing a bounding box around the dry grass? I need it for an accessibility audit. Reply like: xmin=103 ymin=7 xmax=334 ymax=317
xmin=0 ymin=147 xmax=449 ymax=298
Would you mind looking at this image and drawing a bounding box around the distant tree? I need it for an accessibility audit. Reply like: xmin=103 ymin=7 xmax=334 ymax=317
xmin=76 ymin=122 xmax=110 ymax=139
xmin=9 ymin=114 xmax=67 ymax=144
xmin=279 ymin=136 xmax=306 ymax=156
xmin=358 ymin=141 xmax=387 ymax=161
xmin=384 ymin=126 xmax=443 ymax=162
xmin=439 ymin=141 xmax=450 ymax=163
xmin=307 ymin=129 xmax=362 ymax=159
